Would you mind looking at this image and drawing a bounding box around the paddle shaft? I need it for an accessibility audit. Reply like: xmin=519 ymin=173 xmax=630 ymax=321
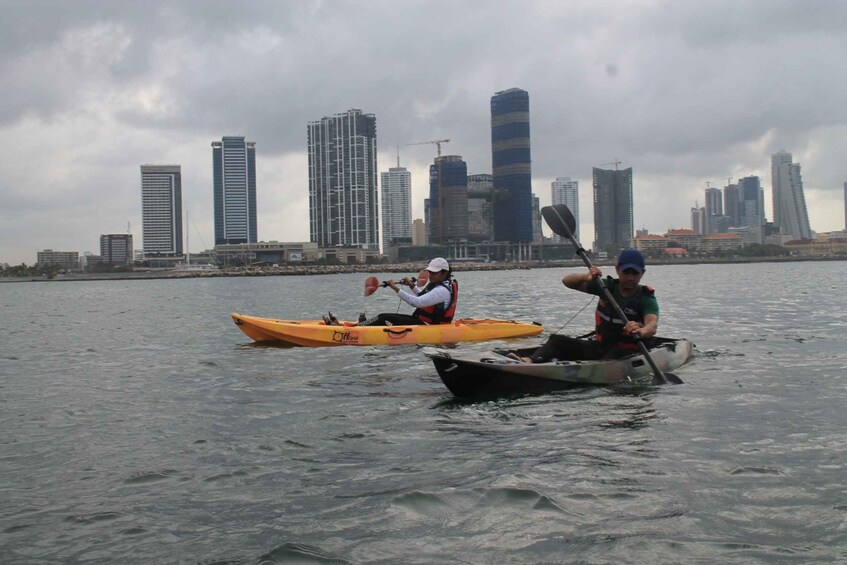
xmin=544 ymin=206 xmax=675 ymax=385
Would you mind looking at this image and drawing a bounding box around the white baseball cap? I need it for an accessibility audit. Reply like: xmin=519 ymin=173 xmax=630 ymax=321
xmin=425 ymin=257 xmax=450 ymax=272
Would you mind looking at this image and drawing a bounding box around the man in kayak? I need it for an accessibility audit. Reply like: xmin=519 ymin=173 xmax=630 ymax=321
xmin=356 ymin=257 xmax=458 ymax=326
xmin=527 ymin=248 xmax=658 ymax=362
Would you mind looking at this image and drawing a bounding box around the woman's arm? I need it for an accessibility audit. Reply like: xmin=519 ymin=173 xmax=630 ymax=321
xmin=396 ymin=285 xmax=450 ymax=309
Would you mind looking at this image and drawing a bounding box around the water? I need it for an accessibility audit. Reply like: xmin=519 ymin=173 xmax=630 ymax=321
xmin=1 ymin=262 xmax=846 ymax=563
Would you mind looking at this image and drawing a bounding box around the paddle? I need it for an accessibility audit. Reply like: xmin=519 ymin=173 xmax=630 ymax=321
xmin=363 ymin=270 xmax=429 ymax=297
xmin=541 ymin=204 xmax=682 ymax=385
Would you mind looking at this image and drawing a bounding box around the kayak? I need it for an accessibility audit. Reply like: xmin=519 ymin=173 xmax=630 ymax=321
xmin=424 ymin=337 xmax=694 ymax=397
xmin=231 ymin=313 xmax=543 ymax=347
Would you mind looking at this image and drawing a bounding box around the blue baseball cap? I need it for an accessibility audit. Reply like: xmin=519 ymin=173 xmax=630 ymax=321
xmin=617 ymin=248 xmax=645 ymax=273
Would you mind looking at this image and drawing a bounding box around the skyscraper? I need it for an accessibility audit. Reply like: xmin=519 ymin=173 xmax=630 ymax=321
xmin=771 ymin=150 xmax=812 ymax=240
xmin=738 ymin=176 xmax=765 ymax=227
xmin=551 ymin=177 xmax=579 ymax=243
xmin=212 ymin=136 xmax=257 ymax=245
xmin=691 ymin=204 xmax=704 ymax=234
xmin=140 ymin=165 xmax=182 ymax=257
xmin=380 ymin=165 xmax=412 ymax=251
xmin=467 ymin=173 xmax=493 ymax=242
xmin=491 ymin=88 xmax=532 ymax=243
xmin=844 ymin=181 xmax=846 ymax=231
xmin=308 ymin=109 xmax=378 ymax=249
xmin=593 ymin=167 xmax=633 ymax=253
xmin=704 ymin=186 xmax=723 ymax=234
xmin=723 ymin=182 xmax=740 ymax=227
xmin=428 ymin=155 xmax=468 ymax=244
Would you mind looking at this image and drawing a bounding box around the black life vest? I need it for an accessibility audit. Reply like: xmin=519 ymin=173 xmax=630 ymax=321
xmin=413 ymin=278 xmax=458 ymax=324
xmin=594 ymin=277 xmax=655 ymax=350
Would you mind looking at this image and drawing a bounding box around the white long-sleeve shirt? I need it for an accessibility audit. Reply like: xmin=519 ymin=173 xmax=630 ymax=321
xmin=397 ymin=283 xmax=451 ymax=310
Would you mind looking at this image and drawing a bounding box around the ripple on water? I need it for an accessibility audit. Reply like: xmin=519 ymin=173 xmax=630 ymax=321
xmin=123 ymin=469 xmax=181 ymax=485
xmin=256 ymin=542 xmax=350 ymax=564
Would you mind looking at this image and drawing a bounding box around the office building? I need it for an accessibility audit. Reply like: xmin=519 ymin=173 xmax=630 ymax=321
xmin=380 ymin=165 xmax=412 ymax=251
xmin=691 ymin=204 xmax=704 ymax=234
xmin=412 ymin=218 xmax=427 ymax=246
xmin=738 ymin=175 xmax=765 ymax=243
xmin=551 ymin=177 xmax=579 ymax=243
xmin=532 ymin=194 xmax=542 ymax=242
xmin=308 ymin=109 xmax=378 ymax=249
xmin=593 ymin=167 xmax=633 ymax=254
xmin=100 ymin=234 xmax=134 ymax=264
xmin=213 ymin=136 xmax=257 ymax=245
xmin=723 ymin=182 xmax=740 ymax=227
xmin=771 ymin=150 xmax=812 ymax=240
xmin=36 ymin=250 xmax=79 ymax=270
xmin=704 ymin=186 xmax=724 ymax=234
xmin=428 ymin=155 xmax=468 ymax=244
xmin=491 ymin=88 xmax=533 ymax=242
xmin=467 ymin=173 xmax=493 ymax=242
xmin=141 ymin=165 xmax=183 ymax=257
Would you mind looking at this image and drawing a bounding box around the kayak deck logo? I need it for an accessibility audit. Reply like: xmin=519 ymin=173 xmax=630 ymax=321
xmin=331 ymin=330 xmax=359 ymax=344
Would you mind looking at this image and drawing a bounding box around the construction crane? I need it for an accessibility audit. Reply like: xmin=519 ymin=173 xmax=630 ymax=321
xmin=598 ymin=159 xmax=622 ymax=170
xmin=406 ymin=139 xmax=450 ymax=157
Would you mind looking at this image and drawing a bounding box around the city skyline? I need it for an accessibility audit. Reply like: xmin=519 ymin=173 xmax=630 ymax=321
xmin=2 ymin=2 xmax=847 ymax=264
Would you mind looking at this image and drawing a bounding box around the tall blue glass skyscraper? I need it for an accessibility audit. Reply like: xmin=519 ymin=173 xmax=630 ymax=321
xmin=213 ymin=136 xmax=257 ymax=245
xmin=491 ymin=88 xmax=533 ymax=243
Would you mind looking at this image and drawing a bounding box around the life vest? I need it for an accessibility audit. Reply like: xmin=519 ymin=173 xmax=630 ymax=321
xmin=413 ymin=278 xmax=458 ymax=324
xmin=594 ymin=277 xmax=654 ymax=350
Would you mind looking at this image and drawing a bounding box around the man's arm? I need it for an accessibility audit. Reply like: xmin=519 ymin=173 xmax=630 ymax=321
xmin=563 ymin=266 xmax=602 ymax=293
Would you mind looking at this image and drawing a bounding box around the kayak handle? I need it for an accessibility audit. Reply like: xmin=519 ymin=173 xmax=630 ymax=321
xmin=384 ymin=328 xmax=413 ymax=338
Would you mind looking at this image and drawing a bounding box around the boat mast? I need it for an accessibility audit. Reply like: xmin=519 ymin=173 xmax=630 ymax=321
xmin=185 ymin=209 xmax=190 ymax=266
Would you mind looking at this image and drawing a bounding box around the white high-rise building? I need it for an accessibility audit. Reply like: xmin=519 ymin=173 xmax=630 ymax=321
xmin=380 ymin=166 xmax=412 ymax=252
xmin=140 ymin=165 xmax=182 ymax=257
xmin=308 ymin=109 xmax=378 ymax=249
xmin=551 ymin=177 xmax=579 ymax=243
xmin=771 ymin=151 xmax=812 ymax=240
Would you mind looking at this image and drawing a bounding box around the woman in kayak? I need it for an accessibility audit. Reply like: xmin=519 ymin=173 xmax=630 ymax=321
xmin=527 ymin=248 xmax=658 ymax=363
xmin=355 ymin=257 xmax=458 ymax=326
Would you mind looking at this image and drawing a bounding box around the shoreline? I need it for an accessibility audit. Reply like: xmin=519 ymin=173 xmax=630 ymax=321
xmin=1 ymin=255 xmax=844 ymax=283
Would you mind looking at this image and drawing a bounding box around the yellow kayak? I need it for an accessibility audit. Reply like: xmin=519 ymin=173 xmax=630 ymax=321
xmin=231 ymin=313 xmax=543 ymax=347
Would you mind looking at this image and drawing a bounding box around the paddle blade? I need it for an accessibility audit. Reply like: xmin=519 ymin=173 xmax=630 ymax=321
xmin=364 ymin=275 xmax=380 ymax=297
xmin=652 ymin=372 xmax=684 ymax=385
xmin=416 ymin=269 xmax=429 ymax=287
xmin=541 ymin=205 xmax=577 ymax=239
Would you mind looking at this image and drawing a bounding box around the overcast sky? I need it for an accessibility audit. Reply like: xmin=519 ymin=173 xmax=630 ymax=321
xmin=2 ymin=0 xmax=846 ymax=264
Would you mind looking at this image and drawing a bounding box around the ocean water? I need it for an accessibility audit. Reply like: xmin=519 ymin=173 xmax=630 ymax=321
xmin=1 ymin=261 xmax=846 ymax=564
